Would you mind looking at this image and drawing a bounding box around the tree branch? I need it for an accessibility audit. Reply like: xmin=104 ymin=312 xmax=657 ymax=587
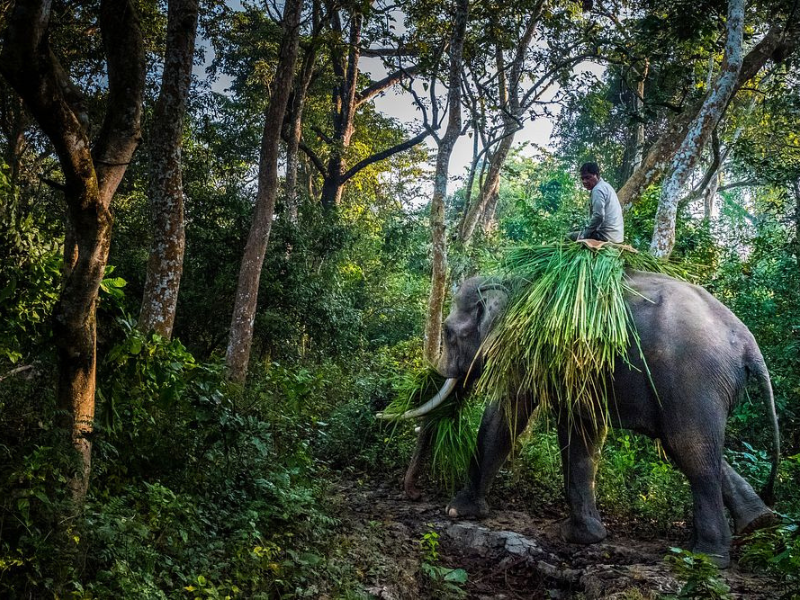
xmin=92 ymin=0 xmax=146 ymax=204
xmin=340 ymin=130 xmax=430 ymax=184
xmin=718 ymin=179 xmax=758 ymax=192
xmin=361 ymin=46 xmax=418 ymax=58
xmin=296 ymin=139 xmax=326 ymax=175
xmin=356 ymin=65 xmax=420 ymax=107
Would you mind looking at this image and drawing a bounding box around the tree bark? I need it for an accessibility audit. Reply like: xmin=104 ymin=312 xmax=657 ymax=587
xmin=650 ymin=0 xmax=744 ymax=258
xmin=0 ymin=81 xmax=28 ymax=199
xmin=423 ymin=0 xmax=469 ymax=365
xmin=138 ymin=0 xmax=199 ymax=338
xmin=285 ymin=25 xmax=319 ymax=223
xmin=0 ymin=0 xmax=145 ymax=502
xmin=226 ymin=0 xmax=303 ymax=384
xmin=617 ymin=19 xmax=800 ymax=209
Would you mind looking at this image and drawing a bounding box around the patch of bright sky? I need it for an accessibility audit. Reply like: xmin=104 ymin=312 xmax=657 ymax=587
xmin=361 ymin=57 xmax=605 ymax=183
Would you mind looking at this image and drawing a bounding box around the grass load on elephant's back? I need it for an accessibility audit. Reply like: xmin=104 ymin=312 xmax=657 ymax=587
xmin=478 ymin=240 xmax=692 ymax=433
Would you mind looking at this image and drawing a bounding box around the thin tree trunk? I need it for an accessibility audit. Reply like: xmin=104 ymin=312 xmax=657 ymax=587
xmin=461 ymin=133 xmax=514 ymax=240
xmin=285 ymin=45 xmax=316 ymax=223
xmin=703 ymin=171 xmax=721 ymax=219
xmin=621 ymin=72 xmax=646 ymax=183
xmin=304 ymin=1 xmax=424 ymax=209
xmin=0 ymin=83 xmax=28 ymax=200
xmin=423 ymin=0 xmax=469 ymax=365
xmin=0 ymin=0 xmax=145 ymax=503
xmin=650 ymin=0 xmax=744 ymax=258
xmin=138 ymin=0 xmax=198 ymax=338
xmin=458 ymin=10 xmax=540 ymax=244
xmin=226 ymin=0 xmax=303 ymax=383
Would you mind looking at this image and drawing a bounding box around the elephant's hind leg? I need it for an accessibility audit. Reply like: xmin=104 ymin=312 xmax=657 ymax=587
xmin=722 ymin=460 xmax=777 ymax=535
xmin=446 ymin=399 xmax=533 ymax=519
xmin=664 ymin=433 xmax=731 ymax=568
xmin=557 ymin=419 xmax=608 ymax=545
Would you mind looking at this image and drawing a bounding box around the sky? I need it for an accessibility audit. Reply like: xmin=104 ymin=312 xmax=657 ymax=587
xmin=359 ymin=56 xmax=557 ymax=185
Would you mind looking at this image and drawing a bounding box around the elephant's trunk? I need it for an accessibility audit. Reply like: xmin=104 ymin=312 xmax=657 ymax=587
xmin=376 ymin=378 xmax=458 ymax=420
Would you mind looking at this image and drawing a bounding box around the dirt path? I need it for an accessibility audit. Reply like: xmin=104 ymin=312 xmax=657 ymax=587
xmin=331 ymin=476 xmax=788 ymax=599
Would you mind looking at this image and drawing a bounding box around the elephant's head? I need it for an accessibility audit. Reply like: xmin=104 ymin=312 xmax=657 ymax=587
xmin=377 ymin=277 xmax=508 ymax=420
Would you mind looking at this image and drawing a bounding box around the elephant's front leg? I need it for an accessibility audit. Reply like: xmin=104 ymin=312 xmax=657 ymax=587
xmin=446 ymin=398 xmax=533 ymax=518
xmin=557 ymin=418 xmax=608 ymax=544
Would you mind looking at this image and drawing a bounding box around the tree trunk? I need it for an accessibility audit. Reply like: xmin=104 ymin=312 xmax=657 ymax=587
xmin=0 ymin=0 xmax=145 ymax=503
xmin=702 ymin=171 xmax=721 ymax=220
xmin=297 ymin=2 xmax=425 ymax=209
xmin=285 ymin=45 xmax=316 ymax=223
xmin=423 ymin=0 xmax=469 ymax=365
xmin=0 ymin=83 xmax=28 ymax=199
xmin=138 ymin=0 xmax=199 ymax=338
xmin=458 ymin=11 xmax=540 ymax=244
xmin=617 ymin=20 xmax=799 ymax=209
xmin=284 ymin=0 xmax=321 ymax=223
xmin=226 ymin=0 xmax=303 ymax=383
xmin=460 ymin=133 xmax=514 ymax=241
xmin=650 ymin=0 xmax=744 ymax=258
xmin=621 ymin=74 xmax=646 ymax=183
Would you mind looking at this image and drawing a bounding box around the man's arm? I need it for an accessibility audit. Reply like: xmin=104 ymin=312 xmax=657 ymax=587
xmin=581 ymin=186 xmax=607 ymax=238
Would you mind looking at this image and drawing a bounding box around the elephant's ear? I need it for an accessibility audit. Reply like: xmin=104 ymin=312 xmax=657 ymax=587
xmin=477 ymin=285 xmax=508 ymax=340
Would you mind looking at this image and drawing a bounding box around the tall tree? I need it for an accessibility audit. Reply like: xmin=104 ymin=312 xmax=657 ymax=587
xmin=226 ymin=0 xmax=303 ymax=383
xmin=423 ymin=0 xmax=469 ymax=365
xmin=138 ymin=0 xmax=199 ymax=337
xmin=0 ymin=0 xmax=146 ymax=501
xmin=299 ymin=0 xmax=427 ymax=210
xmin=284 ymin=0 xmax=323 ymax=223
xmin=617 ymin=17 xmax=800 ymax=208
xmin=458 ymin=0 xmax=589 ymax=242
xmin=649 ymin=0 xmax=745 ymax=258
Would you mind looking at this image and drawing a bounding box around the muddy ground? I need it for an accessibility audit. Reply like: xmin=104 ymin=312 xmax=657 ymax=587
xmin=329 ymin=475 xmax=795 ymax=599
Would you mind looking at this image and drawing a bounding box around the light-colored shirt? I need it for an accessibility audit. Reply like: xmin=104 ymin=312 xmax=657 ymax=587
xmin=582 ymin=178 xmax=624 ymax=243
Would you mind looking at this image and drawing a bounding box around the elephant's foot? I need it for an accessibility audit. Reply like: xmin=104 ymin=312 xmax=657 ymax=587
xmin=560 ymin=515 xmax=607 ymax=545
xmin=404 ymin=478 xmax=422 ymax=501
xmin=446 ymin=490 xmax=489 ymax=519
xmin=734 ymin=508 xmax=778 ymax=536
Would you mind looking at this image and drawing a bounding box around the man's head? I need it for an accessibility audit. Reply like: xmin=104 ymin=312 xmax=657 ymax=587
xmin=580 ymin=162 xmax=600 ymax=190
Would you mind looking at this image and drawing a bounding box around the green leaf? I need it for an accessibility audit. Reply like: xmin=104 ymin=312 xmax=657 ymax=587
xmin=444 ymin=568 xmax=468 ymax=583
xmin=129 ymin=337 xmax=142 ymax=355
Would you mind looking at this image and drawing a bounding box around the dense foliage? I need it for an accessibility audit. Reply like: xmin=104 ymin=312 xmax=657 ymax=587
xmin=1 ymin=0 xmax=799 ymax=597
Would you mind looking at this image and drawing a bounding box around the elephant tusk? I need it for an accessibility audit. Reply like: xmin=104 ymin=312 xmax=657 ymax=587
xmin=376 ymin=378 xmax=459 ymax=421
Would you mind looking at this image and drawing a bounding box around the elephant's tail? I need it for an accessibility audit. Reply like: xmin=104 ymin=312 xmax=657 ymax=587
xmin=749 ymin=356 xmax=779 ymax=507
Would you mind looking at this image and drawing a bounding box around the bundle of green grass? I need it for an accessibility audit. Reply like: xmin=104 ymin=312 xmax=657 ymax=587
xmin=479 ymin=240 xmax=684 ymax=427
xmin=384 ymin=366 xmax=484 ymax=493
xmin=384 ymin=240 xmax=687 ymax=490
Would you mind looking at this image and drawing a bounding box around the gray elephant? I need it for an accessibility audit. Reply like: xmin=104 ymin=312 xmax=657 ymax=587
xmin=385 ymin=273 xmax=780 ymax=567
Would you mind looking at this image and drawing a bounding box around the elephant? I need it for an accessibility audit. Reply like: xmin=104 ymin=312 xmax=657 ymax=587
xmin=384 ymin=272 xmax=780 ymax=567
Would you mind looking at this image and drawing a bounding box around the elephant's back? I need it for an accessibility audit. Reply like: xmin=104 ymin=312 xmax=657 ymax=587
xmin=615 ymin=270 xmax=758 ymax=420
xmin=622 ymin=270 xmax=750 ymax=343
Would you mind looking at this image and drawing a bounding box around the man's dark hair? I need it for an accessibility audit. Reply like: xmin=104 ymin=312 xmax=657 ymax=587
xmin=580 ymin=162 xmax=600 ymax=176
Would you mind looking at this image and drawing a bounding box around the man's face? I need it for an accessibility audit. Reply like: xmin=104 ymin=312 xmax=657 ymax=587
xmin=581 ymin=172 xmax=599 ymax=190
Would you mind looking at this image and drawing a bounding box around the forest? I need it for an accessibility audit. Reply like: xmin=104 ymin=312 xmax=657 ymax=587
xmin=0 ymin=0 xmax=799 ymax=597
